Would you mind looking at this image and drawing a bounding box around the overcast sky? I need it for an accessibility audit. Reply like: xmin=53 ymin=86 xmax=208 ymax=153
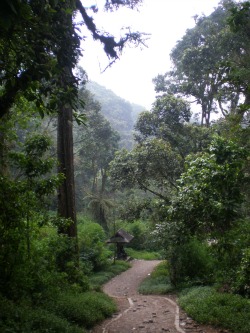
xmin=79 ymin=0 xmax=221 ymax=109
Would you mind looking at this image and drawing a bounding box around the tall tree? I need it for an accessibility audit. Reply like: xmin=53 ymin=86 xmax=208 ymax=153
xmin=0 ymin=0 xmax=146 ymax=223
xmin=134 ymin=94 xmax=192 ymax=158
xmin=0 ymin=0 xmax=147 ymax=277
xmin=0 ymin=131 xmax=63 ymax=297
xmin=55 ymin=1 xmax=80 ymax=240
xmin=154 ymin=0 xmax=247 ymax=126
xmin=109 ymin=138 xmax=182 ymax=201
xmin=170 ymin=136 xmax=248 ymax=237
xmin=228 ymin=1 xmax=250 ymax=113
xmin=162 ymin=135 xmax=250 ymax=288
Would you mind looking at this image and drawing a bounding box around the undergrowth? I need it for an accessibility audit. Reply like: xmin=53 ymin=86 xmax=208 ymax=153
xmin=138 ymin=261 xmax=250 ymax=333
xmin=138 ymin=261 xmax=174 ymax=294
xmin=44 ymin=291 xmax=116 ymax=328
xmin=0 ymin=294 xmax=85 ymax=333
xmin=178 ymin=286 xmax=250 ymax=333
xmin=0 ymin=290 xmax=117 ymax=332
xmin=0 ymin=260 xmax=131 ymax=332
xmin=126 ymin=248 xmax=162 ymax=260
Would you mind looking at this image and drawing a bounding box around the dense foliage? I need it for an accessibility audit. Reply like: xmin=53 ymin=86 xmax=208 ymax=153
xmin=0 ymin=0 xmax=146 ymax=331
xmin=179 ymin=287 xmax=250 ymax=333
xmin=109 ymin=0 xmax=250 ymax=298
xmin=0 ymin=0 xmax=249 ymax=332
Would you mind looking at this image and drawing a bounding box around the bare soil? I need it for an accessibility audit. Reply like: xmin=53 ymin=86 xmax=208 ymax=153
xmin=89 ymin=260 xmax=230 ymax=333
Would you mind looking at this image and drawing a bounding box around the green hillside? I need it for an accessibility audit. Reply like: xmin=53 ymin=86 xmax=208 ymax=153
xmin=86 ymin=81 xmax=145 ymax=149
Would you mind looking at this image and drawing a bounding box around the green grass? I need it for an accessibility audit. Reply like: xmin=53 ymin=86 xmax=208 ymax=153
xmin=138 ymin=262 xmax=250 ymax=333
xmin=89 ymin=260 xmax=131 ymax=290
xmin=0 ymin=258 xmax=131 ymax=333
xmin=0 ymin=286 xmax=118 ymax=332
xmin=126 ymin=248 xmax=162 ymax=260
xmin=138 ymin=261 xmax=174 ymax=294
xmin=0 ymin=295 xmax=85 ymax=333
xmin=48 ymin=291 xmax=117 ymax=328
xmin=178 ymin=286 xmax=250 ymax=333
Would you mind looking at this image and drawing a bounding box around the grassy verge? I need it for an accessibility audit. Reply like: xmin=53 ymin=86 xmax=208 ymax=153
xmin=138 ymin=262 xmax=250 ymax=333
xmin=178 ymin=286 xmax=250 ymax=333
xmin=0 ymin=294 xmax=86 ymax=333
xmin=138 ymin=261 xmax=174 ymax=294
xmin=45 ymin=290 xmax=117 ymax=329
xmin=89 ymin=260 xmax=131 ymax=290
xmin=0 ymin=290 xmax=117 ymax=332
xmin=0 ymin=260 xmax=131 ymax=332
xmin=126 ymin=248 xmax=162 ymax=260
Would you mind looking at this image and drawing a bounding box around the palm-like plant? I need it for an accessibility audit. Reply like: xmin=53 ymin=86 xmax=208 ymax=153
xmin=83 ymin=192 xmax=115 ymax=231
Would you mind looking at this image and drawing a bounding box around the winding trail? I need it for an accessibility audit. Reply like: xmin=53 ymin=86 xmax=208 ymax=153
xmin=90 ymin=260 xmax=227 ymax=333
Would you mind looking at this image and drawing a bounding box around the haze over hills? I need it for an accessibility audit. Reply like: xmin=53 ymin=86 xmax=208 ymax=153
xmin=86 ymin=81 xmax=146 ymax=149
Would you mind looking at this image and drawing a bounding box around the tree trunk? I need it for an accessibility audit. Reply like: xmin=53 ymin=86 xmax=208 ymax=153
xmin=57 ymin=100 xmax=79 ymax=275
xmin=55 ymin=0 xmax=79 ymax=272
xmin=57 ymin=104 xmax=77 ymax=238
xmin=56 ymin=0 xmax=78 ymax=241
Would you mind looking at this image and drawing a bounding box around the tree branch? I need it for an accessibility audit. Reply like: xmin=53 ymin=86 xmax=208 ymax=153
xmin=137 ymin=179 xmax=169 ymax=202
xmin=76 ymin=0 xmax=148 ymax=59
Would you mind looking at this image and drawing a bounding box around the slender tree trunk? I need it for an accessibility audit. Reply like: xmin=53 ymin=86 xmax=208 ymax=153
xmin=100 ymin=168 xmax=108 ymax=195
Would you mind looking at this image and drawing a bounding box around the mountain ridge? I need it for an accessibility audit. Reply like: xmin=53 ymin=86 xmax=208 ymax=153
xmin=86 ymin=81 xmax=146 ymax=149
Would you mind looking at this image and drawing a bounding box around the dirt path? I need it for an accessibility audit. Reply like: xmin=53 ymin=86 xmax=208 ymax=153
xmin=90 ymin=260 xmax=228 ymax=333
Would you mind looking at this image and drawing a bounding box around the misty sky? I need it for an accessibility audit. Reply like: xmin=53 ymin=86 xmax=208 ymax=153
xmin=79 ymin=0 xmax=221 ymax=109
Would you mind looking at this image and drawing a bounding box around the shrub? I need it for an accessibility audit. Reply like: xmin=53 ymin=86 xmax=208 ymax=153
xmin=234 ymin=247 xmax=250 ymax=297
xmin=179 ymin=287 xmax=250 ymax=333
xmin=167 ymin=237 xmax=215 ymax=286
xmin=0 ymin=294 xmax=85 ymax=333
xmin=211 ymin=218 xmax=250 ymax=296
xmin=47 ymin=291 xmax=116 ymax=328
xmin=78 ymin=221 xmax=111 ymax=273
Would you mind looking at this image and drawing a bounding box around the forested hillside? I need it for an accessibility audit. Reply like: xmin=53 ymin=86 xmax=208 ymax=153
xmin=86 ymin=81 xmax=145 ymax=149
xmin=0 ymin=1 xmax=249 ymax=333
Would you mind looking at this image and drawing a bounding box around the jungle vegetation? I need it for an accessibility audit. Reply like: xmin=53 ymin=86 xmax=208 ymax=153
xmin=0 ymin=0 xmax=249 ymax=332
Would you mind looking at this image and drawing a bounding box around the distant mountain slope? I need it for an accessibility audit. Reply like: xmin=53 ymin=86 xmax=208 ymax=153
xmin=86 ymin=81 xmax=145 ymax=149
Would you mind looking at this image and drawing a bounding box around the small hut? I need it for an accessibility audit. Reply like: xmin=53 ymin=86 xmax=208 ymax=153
xmin=107 ymin=229 xmax=134 ymax=260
